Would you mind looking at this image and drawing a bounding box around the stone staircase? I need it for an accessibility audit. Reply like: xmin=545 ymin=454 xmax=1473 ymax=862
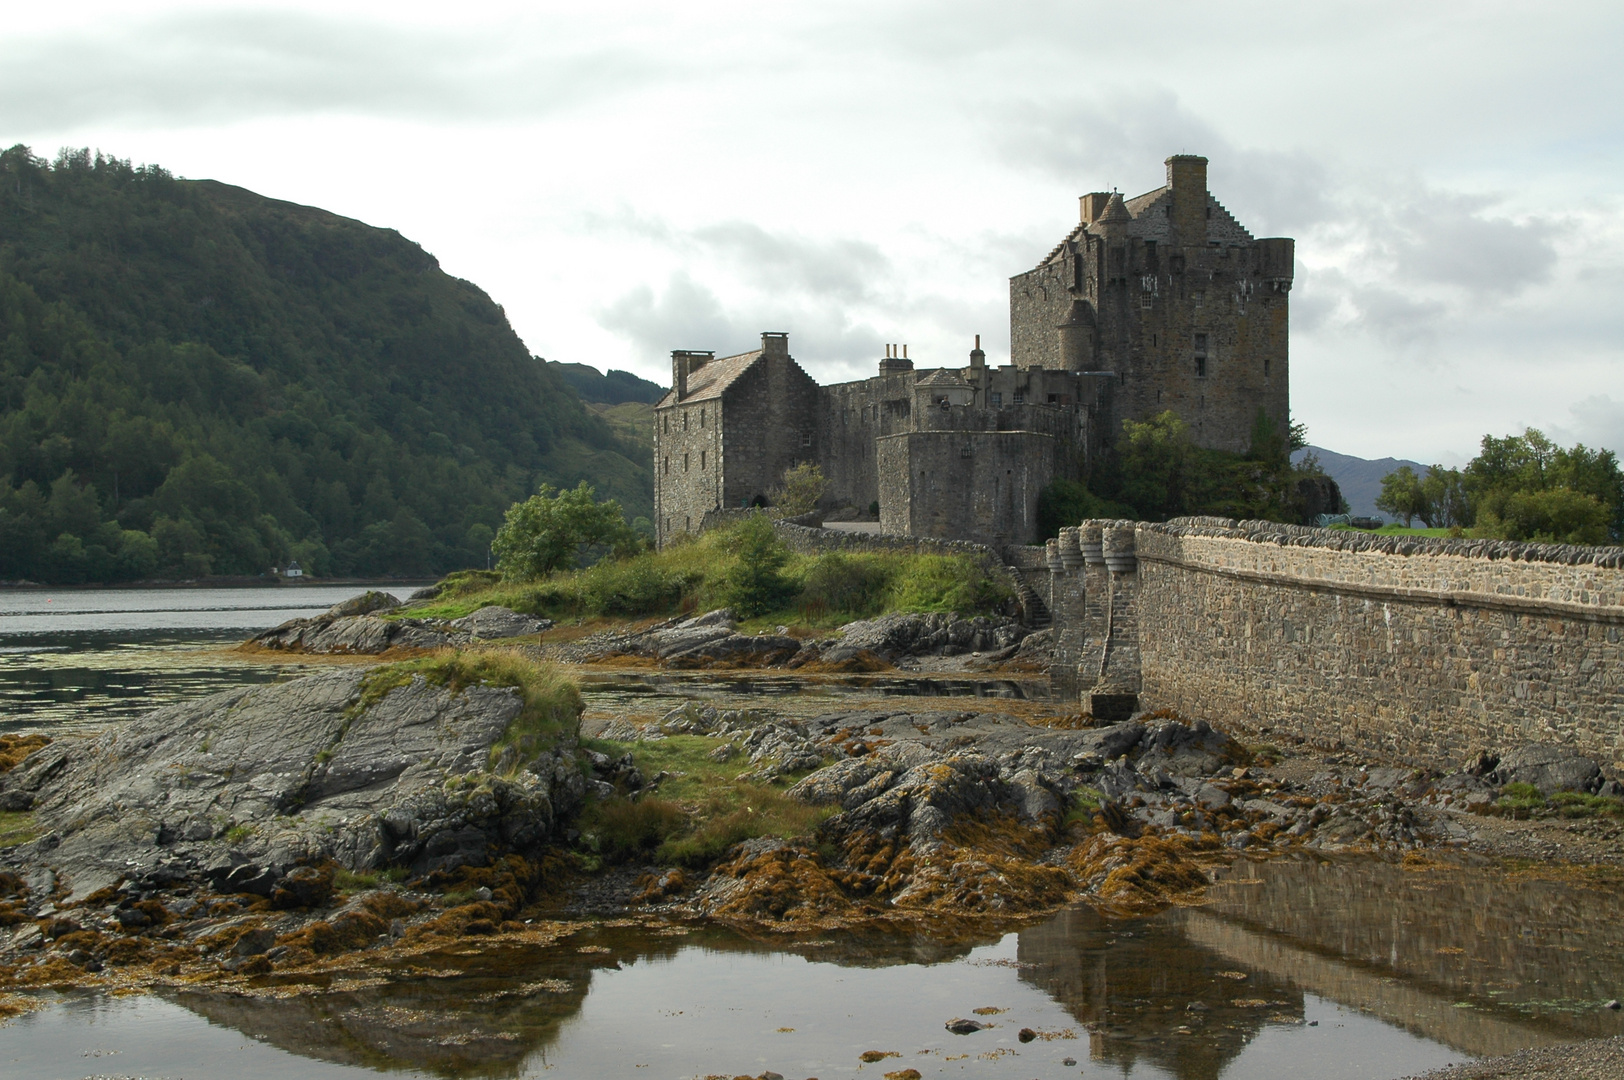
xmin=1005 ymin=567 xmax=1051 ymax=629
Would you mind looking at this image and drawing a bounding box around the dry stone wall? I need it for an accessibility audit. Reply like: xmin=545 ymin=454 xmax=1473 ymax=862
xmin=1048 ymin=519 xmax=1624 ymax=768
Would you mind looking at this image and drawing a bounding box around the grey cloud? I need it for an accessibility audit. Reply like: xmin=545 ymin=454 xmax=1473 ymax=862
xmin=1345 ymin=286 xmax=1447 ymax=347
xmin=1375 ymin=190 xmax=1561 ymax=297
xmin=586 ymin=210 xmax=893 ymax=305
xmin=1562 ymin=395 xmax=1624 ymax=455
xmin=985 ymin=90 xmax=1336 ymax=239
xmin=689 ymin=222 xmax=890 ymax=304
xmin=0 ymin=12 xmax=667 ymax=129
xmin=596 ymin=272 xmax=885 ymax=372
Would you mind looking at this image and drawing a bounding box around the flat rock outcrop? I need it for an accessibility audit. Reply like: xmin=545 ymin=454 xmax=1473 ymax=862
xmin=0 ymin=668 xmax=584 ymax=902
xmin=248 ymin=594 xmax=551 ymax=655
xmin=560 ymin=608 xmax=1028 ymax=670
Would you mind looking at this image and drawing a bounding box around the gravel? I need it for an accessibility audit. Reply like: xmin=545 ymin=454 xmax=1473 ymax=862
xmin=1398 ymin=1037 xmax=1624 ymax=1080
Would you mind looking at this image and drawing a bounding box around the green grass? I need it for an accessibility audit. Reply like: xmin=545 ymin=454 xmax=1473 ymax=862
xmin=1330 ymin=524 xmax=1458 ymax=538
xmin=333 ymin=867 xmax=408 ymax=892
xmin=0 ymin=811 xmax=38 ymax=848
xmin=1491 ymin=783 xmax=1624 ymax=819
xmin=579 ymin=734 xmax=834 ymax=868
xmin=403 ymin=520 xmax=1014 ymax=629
xmin=1063 ymin=787 xmax=1104 ymax=829
xmin=223 ymin=823 xmax=254 ymax=844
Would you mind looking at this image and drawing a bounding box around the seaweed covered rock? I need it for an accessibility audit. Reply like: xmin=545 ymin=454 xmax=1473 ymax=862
xmin=0 ymin=664 xmax=584 ymax=901
xmin=247 ymin=594 xmax=550 ymax=654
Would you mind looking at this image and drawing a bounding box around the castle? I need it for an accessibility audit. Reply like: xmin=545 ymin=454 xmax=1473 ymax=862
xmin=653 ymin=155 xmax=1294 ymax=549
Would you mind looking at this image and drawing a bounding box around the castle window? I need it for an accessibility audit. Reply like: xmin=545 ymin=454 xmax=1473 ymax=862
xmin=663 ymin=415 xmax=669 ymax=433
xmin=663 ymin=456 xmax=669 ymax=474
xmin=990 ymin=392 xmax=1002 ymax=406
xmin=1195 ymin=356 xmax=1207 ymax=378
xmin=1012 ymin=392 xmax=1026 ymax=404
xmin=1195 ymin=334 xmax=1208 ymax=378
xmin=801 ymin=433 xmax=812 ymax=447
xmin=700 ymin=408 xmax=706 ymax=427
xmin=684 ymin=453 xmax=690 ymax=472
xmin=683 ymin=411 xmax=689 ymax=431
xmin=1264 ymin=356 xmax=1271 ymax=377
xmin=700 ymin=451 xmax=706 ymax=470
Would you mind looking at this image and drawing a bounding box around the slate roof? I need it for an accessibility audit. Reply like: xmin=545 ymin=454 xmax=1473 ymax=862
xmin=915 ymin=368 xmax=970 ymax=387
xmin=655 ymin=348 xmax=762 ymax=408
xmin=1031 ymin=185 xmax=1255 ymax=270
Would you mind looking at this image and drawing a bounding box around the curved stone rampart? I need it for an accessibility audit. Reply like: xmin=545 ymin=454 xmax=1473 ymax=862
xmin=1046 ymin=519 xmax=1624 ymax=768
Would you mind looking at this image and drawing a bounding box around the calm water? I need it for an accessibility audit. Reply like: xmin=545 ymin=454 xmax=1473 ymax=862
xmin=3 ymin=590 xmax=1622 ymax=1078
xmin=9 ymin=856 xmax=1624 ymax=1079
xmin=0 ymin=584 xmax=420 ymax=734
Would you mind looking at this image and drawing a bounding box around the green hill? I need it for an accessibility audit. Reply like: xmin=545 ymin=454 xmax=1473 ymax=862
xmin=547 ymin=361 xmax=664 ymax=405
xmin=0 ymin=146 xmax=652 ymax=583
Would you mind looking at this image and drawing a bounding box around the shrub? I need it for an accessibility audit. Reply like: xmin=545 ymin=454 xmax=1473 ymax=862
xmin=886 ymin=554 xmax=1011 ymax=613
xmin=798 ymin=552 xmax=895 ymax=618
xmin=581 ymin=797 xmax=690 ymax=862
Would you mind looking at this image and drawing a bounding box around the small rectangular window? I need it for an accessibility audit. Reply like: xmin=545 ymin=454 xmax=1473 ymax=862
xmin=989 ymin=392 xmax=1003 ymax=406
xmin=683 ymin=453 xmax=689 ymax=472
xmin=663 ymin=456 xmax=669 ymax=474
xmin=1195 ymin=356 xmax=1207 ymax=378
xmin=683 ymin=411 xmax=689 ymax=431
xmin=700 ymin=450 xmax=706 ymax=470
xmin=700 ymin=408 xmax=706 ymax=427
xmin=801 ymin=433 xmax=812 ymax=447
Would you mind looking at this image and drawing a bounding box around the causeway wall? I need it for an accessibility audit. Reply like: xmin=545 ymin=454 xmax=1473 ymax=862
xmin=1046 ymin=519 xmax=1624 ymax=769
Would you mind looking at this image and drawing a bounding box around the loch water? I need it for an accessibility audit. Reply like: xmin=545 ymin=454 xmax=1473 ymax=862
xmin=3 ymin=588 xmax=1623 ymax=1079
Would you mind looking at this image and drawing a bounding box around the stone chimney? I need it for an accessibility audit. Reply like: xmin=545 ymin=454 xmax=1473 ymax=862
xmin=671 ymin=350 xmax=712 ymax=400
xmin=1166 ymin=154 xmax=1209 ymax=245
xmin=969 ymin=333 xmax=985 ymax=369
xmin=761 ymin=331 xmax=789 ymax=356
xmin=879 ymin=342 xmax=913 ymax=374
xmin=1079 ymin=192 xmax=1114 ymax=224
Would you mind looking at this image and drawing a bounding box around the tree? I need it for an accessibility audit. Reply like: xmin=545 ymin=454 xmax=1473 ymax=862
xmin=1376 ymin=466 xmax=1430 ymax=526
xmin=723 ymin=513 xmax=792 ymax=617
xmin=769 ymin=462 xmax=827 ymax=517
xmin=492 ymin=482 xmax=641 ymax=580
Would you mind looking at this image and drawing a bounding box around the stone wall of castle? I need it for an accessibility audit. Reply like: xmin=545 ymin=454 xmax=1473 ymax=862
xmin=1008 ymin=156 xmax=1293 ymax=454
xmin=1047 ymin=519 xmax=1624 ymax=767
xmin=876 ymin=430 xmax=1061 ymax=548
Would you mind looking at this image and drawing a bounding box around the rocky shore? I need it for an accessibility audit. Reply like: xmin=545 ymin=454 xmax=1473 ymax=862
xmin=2 ymin=596 xmax=1622 ymax=1080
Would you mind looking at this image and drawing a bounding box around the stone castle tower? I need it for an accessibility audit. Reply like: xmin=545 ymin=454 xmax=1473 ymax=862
xmin=1010 ymin=155 xmax=1293 ymax=452
xmin=654 ymin=155 xmax=1293 ymax=549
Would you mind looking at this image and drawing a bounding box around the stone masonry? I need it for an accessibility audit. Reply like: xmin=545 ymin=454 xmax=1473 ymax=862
xmin=1043 ymin=518 xmax=1624 ymax=768
xmin=654 ymin=154 xmax=1293 ymax=548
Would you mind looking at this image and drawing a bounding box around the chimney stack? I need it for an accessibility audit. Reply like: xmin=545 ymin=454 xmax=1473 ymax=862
xmin=761 ymin=331 xmax=788 ymax=356
xmin=969 ymin=333 xmax=985 ymax=369
xmin=1165 ymin=154 xmax=1209 ymax=243
xmin=670 ymin=350 xmax=713 ymax=399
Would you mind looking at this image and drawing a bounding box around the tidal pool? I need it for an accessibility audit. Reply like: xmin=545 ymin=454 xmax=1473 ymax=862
xmin=8 ymin=856 xmax=1623 ymax=1079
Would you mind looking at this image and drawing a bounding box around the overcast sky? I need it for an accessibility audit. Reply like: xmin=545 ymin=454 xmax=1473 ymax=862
xmin=5 ymin=0 xmax=1621 ymax=464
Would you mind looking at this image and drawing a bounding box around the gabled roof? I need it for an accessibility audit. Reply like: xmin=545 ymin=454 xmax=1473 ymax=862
xmin=1030 ymin=185 xmax=1255 ymax=270
xmin=655 ymin=348 xmax=762 ymax=408
xmin=915 ymin=368 xmax=969 ymax=387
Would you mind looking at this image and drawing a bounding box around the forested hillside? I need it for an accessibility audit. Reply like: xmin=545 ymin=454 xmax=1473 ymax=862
xmin=0 ymin=147 xmax=652 ymax=583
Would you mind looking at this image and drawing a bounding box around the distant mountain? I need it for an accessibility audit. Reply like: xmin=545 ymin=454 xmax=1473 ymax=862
xmin=548 ymin=362 xmax=664 ymax=405
xmin=1294 ymin=446 xmax=1427 ymax=521
xmin=0 ymin=146 xmax=651 ymax=583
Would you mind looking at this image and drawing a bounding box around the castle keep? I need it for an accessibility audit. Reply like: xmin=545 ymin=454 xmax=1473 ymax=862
xmin=654 ymin=155 xmax=1294 ymax=549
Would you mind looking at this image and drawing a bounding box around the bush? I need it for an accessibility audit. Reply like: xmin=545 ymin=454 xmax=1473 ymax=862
xmin=887 ymin=554 xmax=1011 ymax=613
xmin=582 ymin=797 xmax=690 ymax=862
xmin=797 ymin=552 xmax=895 ymax=618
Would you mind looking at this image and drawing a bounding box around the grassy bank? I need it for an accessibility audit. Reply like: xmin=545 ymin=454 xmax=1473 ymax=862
xmin=577 ymin=734 xmax=833 ymax=870
xmin=401 ymin=519 xmax=1012 ymax=630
